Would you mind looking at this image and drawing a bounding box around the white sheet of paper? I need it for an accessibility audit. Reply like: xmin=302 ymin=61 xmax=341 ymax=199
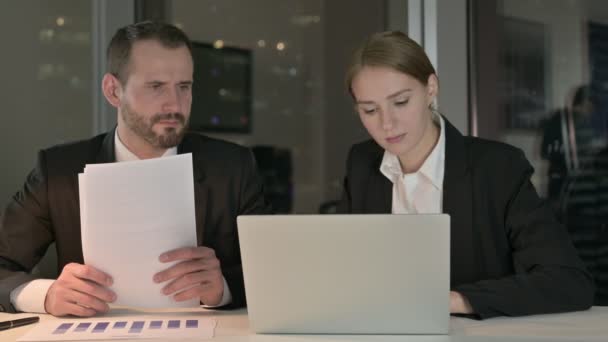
xmin=17 ymin=316 xmax=216 ymax=341
xmin=79 ymin=153 xmax=199 ymax=308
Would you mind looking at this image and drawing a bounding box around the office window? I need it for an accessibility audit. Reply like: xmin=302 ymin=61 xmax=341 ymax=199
xmin=472 ymin=0 xmax=608 ymax=305
xmin=0 ymin=1 xmax=93 ymax=210
xmin=170 ymin=0 xmax=386 ymax=213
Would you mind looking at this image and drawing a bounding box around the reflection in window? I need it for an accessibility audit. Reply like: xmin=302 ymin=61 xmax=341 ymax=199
xmin=474 ymin=0 xmax=608 ymax=305
xmin=0 ymin=1 xmax=92 ymax=210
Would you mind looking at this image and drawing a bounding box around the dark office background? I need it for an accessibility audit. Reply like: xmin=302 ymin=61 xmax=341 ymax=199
xmin=1 ymin=0 xmax=606 ymax=305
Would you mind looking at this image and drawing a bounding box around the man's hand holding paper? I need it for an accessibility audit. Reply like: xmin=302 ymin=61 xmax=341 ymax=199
xmin=154 ymin=246 xmax=224 ymax=306
xmin=44 ymin=263 xmax=116 ymax=317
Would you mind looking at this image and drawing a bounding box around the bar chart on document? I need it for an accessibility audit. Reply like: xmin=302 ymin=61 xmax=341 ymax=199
xmin=17 ymin=316 xmax=216 ymax=341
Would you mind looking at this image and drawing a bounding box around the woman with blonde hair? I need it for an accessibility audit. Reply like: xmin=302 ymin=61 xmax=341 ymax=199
xmin=339 ymin=31 xmax=594 ymax=318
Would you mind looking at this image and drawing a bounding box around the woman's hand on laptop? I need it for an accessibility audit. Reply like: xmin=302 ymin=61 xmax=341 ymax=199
xmin=154 ymin=246 xmax=224 ymax=306
xmin=449 ymin=291 xmax=473 ymax=314
xmin=45 ymin=263 xmax=116 ymax=317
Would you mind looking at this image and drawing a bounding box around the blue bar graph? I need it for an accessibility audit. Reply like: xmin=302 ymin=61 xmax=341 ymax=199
xmin=92 ymin=322 xmax=109 ymax=333
xmin=74 ymin=322 xmax=91 ymax=332
xmin=52 ymin=323 xmax=73 ymax=335
xmin=150 ymin=320 xmax=163 ymax=329
xmin=129 ymin=321 xmax=145 ymax=334
xmin=50 ymin=319 xmax=203 ymax=337
xmin=113 ymin=321 xmax=127 ymax=329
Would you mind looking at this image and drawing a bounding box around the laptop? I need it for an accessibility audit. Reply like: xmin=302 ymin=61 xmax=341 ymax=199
xmin=237 ymin=214 xmax=450 ymax=334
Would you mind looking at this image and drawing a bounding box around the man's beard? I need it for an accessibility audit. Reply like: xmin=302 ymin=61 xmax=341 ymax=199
xmin=121 ymin=103 xmax=188 ymax=149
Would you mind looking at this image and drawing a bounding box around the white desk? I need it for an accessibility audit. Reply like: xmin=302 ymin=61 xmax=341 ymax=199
xmin=2 ymin=307 xmax=607 ymax=342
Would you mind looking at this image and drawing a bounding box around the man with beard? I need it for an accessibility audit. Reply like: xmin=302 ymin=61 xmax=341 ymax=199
xmin=0 ymin=22 xmax=269 ymax=316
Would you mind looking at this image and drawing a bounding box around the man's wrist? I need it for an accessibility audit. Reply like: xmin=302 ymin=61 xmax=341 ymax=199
xmin=10 ymin=279 xmax=55 ymax=313
xmin=201 ymin=277 xmax=232 ymax=308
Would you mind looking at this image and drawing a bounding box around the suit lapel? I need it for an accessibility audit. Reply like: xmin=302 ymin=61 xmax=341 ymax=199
xmin=366 ymin=171 xmax=392 ymax=213
xmin=364 ymin=148 xmax=392 ymax=214
xmin=177 ymin=134 xmax=206 ymax=183
xmin=441 ymin=118 xmax=477 ymax=285
xmin=93 ymin=129 xmax=117 ymax=164
xmin=178 ymin=134 xmax=208 ymax=246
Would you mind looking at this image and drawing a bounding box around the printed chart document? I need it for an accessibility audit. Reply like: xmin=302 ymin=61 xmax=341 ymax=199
xmin=17 ymin=316 xmax=216 ymax=341
xmin=78 ymin=153 xmax=199 ymax=309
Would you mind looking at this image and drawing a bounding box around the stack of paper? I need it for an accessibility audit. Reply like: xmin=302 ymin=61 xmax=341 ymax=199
xmin=78 ymin=154 xmax=199 ymax=308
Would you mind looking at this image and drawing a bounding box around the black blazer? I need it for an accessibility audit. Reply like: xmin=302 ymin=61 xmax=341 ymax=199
xmin=338 ymin=117 xmax=594 ymax=319
xmin=0 ymin=130 xmax=270 ymax=312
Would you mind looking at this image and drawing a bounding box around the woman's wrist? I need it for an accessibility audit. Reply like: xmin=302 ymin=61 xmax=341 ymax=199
xmin=450 ymin=291 xmax=474 ymax=314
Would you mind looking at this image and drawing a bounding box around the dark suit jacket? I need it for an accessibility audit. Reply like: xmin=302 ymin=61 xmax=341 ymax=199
xmin=338 ymin=118 xmax=595 ymax=319
xmin=0 ymin=130 xmax=270 ymax=312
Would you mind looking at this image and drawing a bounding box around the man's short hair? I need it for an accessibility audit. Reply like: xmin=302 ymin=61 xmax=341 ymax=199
xmin=107 ymin=21 xmax=192 ymax=84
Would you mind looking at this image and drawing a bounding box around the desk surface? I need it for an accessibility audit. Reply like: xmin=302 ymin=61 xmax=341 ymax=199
xmin=2 ymin=306 xmax=607 ymax=342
